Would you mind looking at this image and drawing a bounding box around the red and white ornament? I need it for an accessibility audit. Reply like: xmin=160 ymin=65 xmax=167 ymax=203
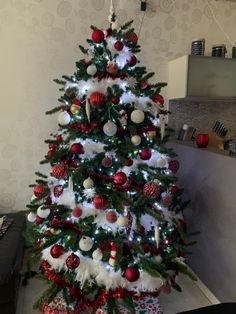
xmin=79 ymin=236 xmax=93 ymax=252
xmin=125 ymin=266 xmax=140 ymax=282
xmin=114 ymin=41 xmax=124 ymax=51
xmin=143 ymin=182 xmax=160 ymax=198
xmin=109 ymin=242 xmax=118 ymax=267
xmin=50 ymin=244 xmax=64 ymax=258
xmin=93 ymin=195 xmax=109 ymax=209
xmin=52 ymin=164 xmax=68 ymax=179
xmin=53 ymin=185 xmax=64 ymax=197
xmin=66 ymin=253 xmax=80 ymax=269
xmin=72 ymin=207 xmax=83 ymax=218
xmin=92 ymin=29 xmax=104 ymax=43
xmin=114 ymin=171 xmax=127 ymax=185
xmin=90 ymin=92 xmax=106 ymax=107
xmin=139 ymin=148 xmax=152 ymax=160
xmin=57 ymin=111 xmax=71 ymax=126
xmin=131 ymin=109 xmax=145 ymax=124
xmin=106 ymin=211 xmax=117 ymax=223
xmin=70 ymin=143 xmax=84 ymax=155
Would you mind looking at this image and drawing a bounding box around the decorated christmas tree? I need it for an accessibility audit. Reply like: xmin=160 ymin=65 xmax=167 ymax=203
xmin=25 ymin=3 xmax=196 ymax=314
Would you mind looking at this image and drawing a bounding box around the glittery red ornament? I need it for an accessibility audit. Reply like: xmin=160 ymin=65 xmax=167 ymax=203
xmin=139 ymin=148 xmax=152 ymax=160
xmin=125 ymin=157 xmax=133 ymax=167
xmin=53 ymin=185 xmax=64 ymax=197
xmin=125 ymin=266 xmax=140 ymax=282
xmin=47 ymin=150 xmax=54 ymax=157
xmin=143 ymin=182 xmax=160 ymax=198
xmin=52 ymin=164 xmax=68 ymax=179
xmin=49 ymin=143 xmax=58 ymax=150
xmin=72 ymin=207 xmax=83 ymax=218
xmin=91 ymin=29 xmax=104 ymax=43
xmin=102 ymin=157 xmax=112 ymax=167
xmin=169 ymin=185 xmax=179 ymax=195
xmin=114 ymin=171 xmax=127 ymax=185
xmin=50 ymin=244 xmax=64 ymax=258
xmin=140 ymin=80 xmax=149 ymax=90
xmin=56 ymin=134 xmax=63 ymax=142
xmin=70 ymin=143 xmax=84 ymax=155
xmin=162 ymin=194 xmax=172 ymax=207
xmin=93 ymin=195 xmax=109 ymax=210
xmin=90 ymin=92 xmax=106 ymax=107
xmin=111 ymin=96 xmax=120 ymax=104
xmin=125 ymin=32 xmax=138 ymax=44
xmin=152 ymin=94 xmax=164 ymax=106
xmin=168 ymin=160 xmax=180 ymax=174
xmin=106 ymin=211 xmax=117 ymax=223
xmin=114 ymin=40 xmax=124 ymax=51
xmin=34 ymin=185 xmax=47 ymax=197
xmin=66 ymin=253 xmax=80 ymax=269
xmin=127 ymin=55 xmax=137 ymax=67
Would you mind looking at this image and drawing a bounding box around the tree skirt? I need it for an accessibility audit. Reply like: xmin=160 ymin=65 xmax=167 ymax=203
xmin=42 ymin=294 xmax=163 ymax=314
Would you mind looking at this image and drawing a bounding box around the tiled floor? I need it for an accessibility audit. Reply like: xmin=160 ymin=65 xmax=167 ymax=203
xmin=16 ymin=273 xmax=217 ymax=314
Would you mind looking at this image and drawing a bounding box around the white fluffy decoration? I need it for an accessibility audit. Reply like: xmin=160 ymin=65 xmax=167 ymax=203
xmin=57 ymin=188 xmax=76 ymax=209
xmin=71 ymin=139 xmax=105 ymax=160
xmin=82 ymin=188 xmax=96 ymax=199
xmin=139 ymin=214 xmax=158 ymax=232
xmin=106 ymin=37 xmax=132 ymax=68
xmin=93 ymin=210 xmax=120 ymax=234
xmin=57 ymin=111 xmax=71 ymax=126
xmin=41 ymin=247 xmax=164 ymax=292
xmin=37 ymin=206 xmax=50 ymax=219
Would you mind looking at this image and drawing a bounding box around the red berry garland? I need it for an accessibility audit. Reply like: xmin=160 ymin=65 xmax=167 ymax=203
xmin=139 ymin=148 xmax=152 ymax=160
xmin=66 ymin=253 xmax=80 ymax=269
xmin=91 ymin=29 xmax=104 ymax=43
xmin=90 ymin=92 xmax=106 ymax=107
xmin=52 ymin=164 xmax=68 ymax=179
xmin=93 ymin=195 xmax=109 ymax=210
xmin=53 ymin=185 xmax=64 ymax=197
xmin=50 ymin=244 xmax=64 ymax=258
xmin=125 ymin=266 xmax=140 ymax=282
xmin=168 ymin=160 xmax=180 ymax=174
xmin=113 ymin=171 xmax=127 ymax=185
xmin=143 ymin=182 xmax=160 ymax=198
xmin=70 ymin=143 xmax=84 ymax=155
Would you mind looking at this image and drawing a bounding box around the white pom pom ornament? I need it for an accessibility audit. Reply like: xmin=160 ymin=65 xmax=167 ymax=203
xmin=83 ymin=177 xmax=94 ymax=189
xmin=58 ymin=111 xmax=71 ymax=126
xmin=79 ymin=236 xmax=94 ymax=252
xmin=27 ymin=212 xmax=37 ymax=223
xmin=131 ymin=135 xmax=141 ymax=145
xmin=86 ymin=65 xmax=97 ymax=76
xmin=103 ymin=120 xmax=117 ymax=136
xmin=117 ymin=216 xmax=128 ymax=227
xmin=92 ymin=248 xmax=103 ymax=261
xmin=131 ymin=109 xmax=145 ymax=124
xmin=37 ymin=206 xmax=50 ymax=218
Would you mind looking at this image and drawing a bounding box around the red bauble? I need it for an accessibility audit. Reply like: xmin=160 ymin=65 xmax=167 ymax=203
xmin=50 ymin=244 xmax=64 ymax=258
xmin=125 ymin=158 xmax=133 ymax=167
xmin=35 ymin=216 xmax=43 ymax=224
xmin=106 ymin=211 xmax=117 ymax=223
xmin=140 ymin=80 xmax=149 ymax=90
xmin=66 ymin=158 xmax=79 ymax=169
xmin=47 ymin=150 xmax=54 ymax=157
xmin=152 ymin=94 xmax=164 ymax=106
xmin=162 ymin=194 xmax=172 ymax=207
xmin=139 ymin=148 xmax=152 ymax=160
xmin=72 ymin=98 xmax=81 ymax=106
xmin=90 ymin=92 xmax=106 ymax=107
xmin=168 ymin=160 xmax=180 ymax=174
xmin=52 ymin=164 xmax=68 ymax=179
xmin=51 ymin=217 xmax=60 ymax=227
xmin=102 ymin=157 xmax=112 ymax=167
xmin=56 ymin=135 xmax=63 ymax=142
xmin=49 ymin=143 xmax=58 ymax=150
xmin=34 ymin=185 xmax=47 ymax=197
xmin=66 ymin=253 xmax=80 ymax=269
xmin=114 ymin=41 xmax=124 ymax=51
xmin=91 ymin=29 xmax=104 ymax=43
xmin=114 ymin=171 xmax=127 ymax=185
xmin=70 ymin=143 xmax=84 ymax=155
xmin=125 ymin=32 xmax=138 ymax=44
xmin=111 ymin=96 xmax=120 ymax=104
xmin=93 ymin=195 xmax=109 ymax=210
xmin=53 ymin=185 xmax=64 ymax=197
xmin=169 ymin=185 xmax=179 ymax=195
xmin=143 ymin=182 xmax=160 ymax=198
xmin=196 ymin=134 xmax=209 ymax=148
xmin=125 ymin=266 xmax=140 ymax=282
xmin=72 ymin=207 xmax=83 ymax=218
xmin=127 ymin=55 xmax=137 ymax=67
xmin=107 ymin=63 xmax=119 ymax=75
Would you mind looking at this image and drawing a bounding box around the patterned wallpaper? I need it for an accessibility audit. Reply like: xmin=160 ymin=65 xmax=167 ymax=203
xmin=0 ymin=0 xmax=236 ymax=212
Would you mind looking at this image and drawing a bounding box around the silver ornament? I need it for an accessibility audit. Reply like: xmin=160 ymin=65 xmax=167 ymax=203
xmin=103 ymin=120 xmax=117 ymax=136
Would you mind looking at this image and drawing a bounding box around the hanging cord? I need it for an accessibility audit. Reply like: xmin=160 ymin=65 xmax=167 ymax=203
xmin=207 ymin=0 xmax=234 ymax=48
xmin=138 ymin=9 xmax=146 ymax=37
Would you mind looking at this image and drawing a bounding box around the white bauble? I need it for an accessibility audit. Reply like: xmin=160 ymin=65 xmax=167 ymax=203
xmin=37 ymin=206 xmax=50 ymax=219
xmin=155 ymin=255 xmax=162 ymax=264
xmin=58 ymin=111 xmax=71 ymax=126
xmin=103 ymin=120 xmax=117 ymax=136
xmin=83 ymin=177 xmax=94 ymax=189
xmin=79 ymin=236 xmax=94 ymax=252
xmin=117 ymin=216 xmax=128 ymax=227
xmin=27 ymin=212 xmax=37 ymax=223
xmin=131 ymin=135 xmax=141 ymax=146
xmin=92 ymin=248 xmax=103 ymax=261
xmin=87 ymin=65 xmax=97 ymax=76
xmin=157 ymin=158 xmax=167 ymax=167
xmin=131 ymin=109 xmax=145 ymax=124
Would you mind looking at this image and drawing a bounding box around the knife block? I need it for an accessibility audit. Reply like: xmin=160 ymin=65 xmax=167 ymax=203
xmin=208 ymin=131 xmax=225 ymax=150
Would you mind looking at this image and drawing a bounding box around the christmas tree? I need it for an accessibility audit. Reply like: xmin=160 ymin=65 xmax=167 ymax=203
xmin=26 ymin=3 xmax=196 ymax=314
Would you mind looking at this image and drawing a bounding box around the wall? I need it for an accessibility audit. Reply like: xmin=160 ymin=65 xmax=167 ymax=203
xmin=1 ymin=0 xmax=236 ymax=212
xmin=169 ymin=141 xmax=236 ymax=302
